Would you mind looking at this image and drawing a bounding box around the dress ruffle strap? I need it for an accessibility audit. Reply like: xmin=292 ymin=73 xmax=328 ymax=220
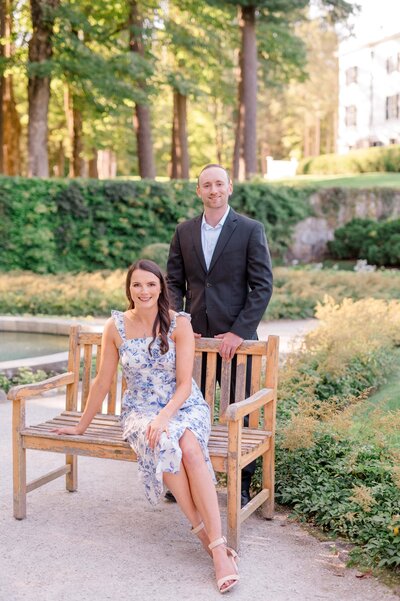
xmin=111 ymin=309 xmax=127 ymax=342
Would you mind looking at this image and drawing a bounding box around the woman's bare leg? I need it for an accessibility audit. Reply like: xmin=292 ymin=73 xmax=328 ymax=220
xmin=178 ymin=429 xmax=238 ymax=591
xmin=163 ymin=461 xmax=209 ymax=553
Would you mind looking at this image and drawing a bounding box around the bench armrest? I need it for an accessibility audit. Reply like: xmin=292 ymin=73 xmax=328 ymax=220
xmin=223 ymin=388 xmax=274 ymax=422
xmin=7 ymin=372 xmax=76 ymax=401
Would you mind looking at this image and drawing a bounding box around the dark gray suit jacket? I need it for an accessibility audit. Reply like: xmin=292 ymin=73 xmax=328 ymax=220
xmin=167 ymin=208 xmax=273 ymax=339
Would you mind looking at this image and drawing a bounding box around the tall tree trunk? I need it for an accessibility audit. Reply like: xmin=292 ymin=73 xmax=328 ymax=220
xmin=314 ymin=116 xmax=320 ymax=156
xmin=170 ymin=88 xmax=189 ymax=179
xmin=213 ymin=99 xmax=224 ymax=166
xmin=239 ymin=5 xmax=257 ymax=179
xmin=54 ymin=140 xmax=64 ymax=176
xmin=128 ymin=0 xmax=155 ymax=179
xmin=0 ymin=0 xmax=21 ymax=175
xmin=88 ymin=150 xmax=98 ymax=178
xmin=28 ymin=0 xmax=59 ymax=177
xmin=64 ymin=86 xmax=84 ymax=177
xmin=0 ymin=0 xmax=5 ymax=173
xmin=232 ymin=45 xmax=245 ymax=181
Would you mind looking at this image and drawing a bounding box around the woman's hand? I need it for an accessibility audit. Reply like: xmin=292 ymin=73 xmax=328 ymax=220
xmin=146 ymin=413 xmax=170 ymax=450
xmin=52 ymin=425 xmax=84 ymax=436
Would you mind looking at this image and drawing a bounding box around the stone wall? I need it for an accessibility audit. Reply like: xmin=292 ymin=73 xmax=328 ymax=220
xmin=286 ymin=188 xmax=400 ymax=262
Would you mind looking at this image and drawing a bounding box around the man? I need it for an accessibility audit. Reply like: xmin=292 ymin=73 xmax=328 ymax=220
xmin=167 ymin=164 xmax=273 ymax=506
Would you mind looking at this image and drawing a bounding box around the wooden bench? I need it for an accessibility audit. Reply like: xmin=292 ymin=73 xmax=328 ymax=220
xmin=9 ymin=325 xmax=279 ymax=550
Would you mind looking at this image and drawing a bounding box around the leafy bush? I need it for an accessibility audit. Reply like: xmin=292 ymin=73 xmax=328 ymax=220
xmin=1 ymin=266 xmax=400 ymax=318
xmin=0 ymin=367 xmax=50 ymax=393
xmin=268 ymin=266 xmax=400 ymax=319
xmin=264 ymin=297 xmax=400 ymax=571
xmin=276 ymin=435 xmax=400 ymax=569
xmin=0 ymin=176 xmax=313 ymax=273
xmin=140 ymin=243 xmax=170 ymax=272
xmin=329 ymin=218 xmax=400 ymax=266
xmin=298 ymin=144 xmax=400 ymax=175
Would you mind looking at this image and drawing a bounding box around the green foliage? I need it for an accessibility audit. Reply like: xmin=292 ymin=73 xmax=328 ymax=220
xmin=0 ymin=176 xmax=313 ymax=272
xmin=261 ymin=298 xmax=400 ymax=571
xmin=275 ymin=435 xmax=400 ymax=569
xmin=140 ymin=243 xmax=170 ymax=272
xmin=329 ymin=218 xmax=400 ymax=267
xmin=0 ymin=367 xmax=50 ymax=393
xmin=298 ymin=145 xmax=400 ymax=175
xmin=268 ymin=265 xmax=400 ymax=320
xmin=231 ymin=182 xmax=312 ymax=256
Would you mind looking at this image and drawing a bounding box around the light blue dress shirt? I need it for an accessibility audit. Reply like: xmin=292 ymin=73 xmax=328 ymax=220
xmin=201 ymin=206 xmax=230 ymax=270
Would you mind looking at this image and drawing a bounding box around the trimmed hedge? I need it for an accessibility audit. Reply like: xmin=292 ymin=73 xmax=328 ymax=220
xmin=0 ymin=176 xmax=312 ymax=273
xmin=298 ymin=144 xmax=400 ymax=175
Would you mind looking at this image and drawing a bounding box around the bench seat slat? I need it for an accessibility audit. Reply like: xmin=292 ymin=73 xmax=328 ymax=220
xmin=21 ymin=412 xmax=271 ymax=459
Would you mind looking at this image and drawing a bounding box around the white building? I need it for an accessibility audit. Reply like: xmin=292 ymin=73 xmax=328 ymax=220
xmin=337 ymin=1 xmax=400 ymax=153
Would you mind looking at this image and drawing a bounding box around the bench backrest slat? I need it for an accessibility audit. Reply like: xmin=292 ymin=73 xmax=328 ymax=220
xmin=81 ymin=344 xmax=93 ymax=410
xmin=67 ymin=328 xmax=278 ymax=428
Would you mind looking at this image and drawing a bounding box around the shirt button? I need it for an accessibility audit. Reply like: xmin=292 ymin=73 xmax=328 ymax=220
xmin=206 ymin=282 xmax=212 ymax=287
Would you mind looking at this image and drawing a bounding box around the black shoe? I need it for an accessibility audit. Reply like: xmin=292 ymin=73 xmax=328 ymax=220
xmin=164 ymin=490 xmax=176 ymax=502
xmin=241 ymin=489 xmax=251 ymax=507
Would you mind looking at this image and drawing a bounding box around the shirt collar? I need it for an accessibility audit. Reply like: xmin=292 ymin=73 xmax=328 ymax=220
xmin=201 ymin=206 xmax=230 ymax=230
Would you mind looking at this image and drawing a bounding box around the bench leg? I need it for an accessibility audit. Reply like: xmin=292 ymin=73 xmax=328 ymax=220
xmin=66 ymin=454 xmax=78 ymax=492
xmin=13 ymin=399 xmax=27 ymax=519
xmin=261 ymin=447 xmax=274 ymax=519
xmin=226 ymin=422 xmax=241 ymax=552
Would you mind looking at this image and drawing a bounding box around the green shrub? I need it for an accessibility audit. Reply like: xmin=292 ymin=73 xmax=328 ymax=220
xmin=140 ymin=243 xmax=170 ymax=272
xmin=258 ymin=297 xmax=400 ymax=571
xmin=0 ymin=367 xmax=50 ymax=393
xmin=276 ymin=435 xmax=400 ymax=569
xmin=298 ymin=144 xmax=400 ymax=175
xmin=0 ymin=176 xmax=313 ymax=273
xmin=2 ymin=266 xmax=400 ymax=318
xmin=328 ymin=218 xmax=400 ymax=266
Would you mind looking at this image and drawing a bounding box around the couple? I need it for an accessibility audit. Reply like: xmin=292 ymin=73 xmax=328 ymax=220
xmin=55 ymin=164 xmax=273 ymax=593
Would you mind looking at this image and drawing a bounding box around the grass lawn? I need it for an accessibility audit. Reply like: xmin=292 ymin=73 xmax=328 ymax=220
xmin=268 ymin=172 xmax=400 ymax=189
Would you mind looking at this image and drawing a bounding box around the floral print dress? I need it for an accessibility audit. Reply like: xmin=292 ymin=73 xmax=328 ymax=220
xmin=111 ymin=310 xmax=215 ymax=505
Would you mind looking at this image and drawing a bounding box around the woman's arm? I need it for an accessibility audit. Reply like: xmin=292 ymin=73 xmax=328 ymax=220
xmin=146 ymin=314 xmax=194 ymax=449
xmin=54 ymin=318 xmax=120 ymax=435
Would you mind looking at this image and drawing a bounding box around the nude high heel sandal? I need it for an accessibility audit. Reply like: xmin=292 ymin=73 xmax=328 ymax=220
xmin=191 ymin=522 xmax=212 ymax=557
xmin=191 ymin=524 xmax=239 ymax=564
xmin=208 ymin=537 xmax=240 ymax=594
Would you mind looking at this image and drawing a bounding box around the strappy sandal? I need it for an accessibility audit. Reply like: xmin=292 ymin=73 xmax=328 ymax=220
xmin=208 ymin=537 xmax=240 ymax=594
xmin=191 ymin=522 xmax=212 ymax=557
xmin=191 ymin=524 xmax=239 ymax=565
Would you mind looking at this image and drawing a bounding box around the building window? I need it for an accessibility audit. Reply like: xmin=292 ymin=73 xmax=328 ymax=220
xmin=345 ymin=105 xmax=357 ymax=127
xmin=386 ymin=54 xmax=400 ymax=73
xmin=386 ymin=94 xmax=400 ymax=120
xmin=345 ymin=66 xmax=358 ymax=85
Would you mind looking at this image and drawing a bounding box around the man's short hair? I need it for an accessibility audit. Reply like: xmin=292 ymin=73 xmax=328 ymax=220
xmin=197 ymin=164 xmax=230 ymax=184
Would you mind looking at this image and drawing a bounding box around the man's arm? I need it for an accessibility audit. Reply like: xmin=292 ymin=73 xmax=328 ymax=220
xmin=230 ymin=221 xmax=273 ymax=339
xmin=166 ymin=227 xmax=186 ymax=312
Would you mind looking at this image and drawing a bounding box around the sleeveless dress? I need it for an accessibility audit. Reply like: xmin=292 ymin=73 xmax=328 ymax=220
xmin=111 ymin=310 xmax=216 ymax=505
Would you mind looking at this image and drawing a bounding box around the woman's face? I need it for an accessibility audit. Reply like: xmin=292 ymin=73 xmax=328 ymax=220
xmin=129 ymin=268 xmax=161 ymax=309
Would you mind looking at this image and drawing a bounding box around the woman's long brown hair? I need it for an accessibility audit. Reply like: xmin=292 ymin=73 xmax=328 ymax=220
xmin=125 ymin=259 xmax=171 ymax=354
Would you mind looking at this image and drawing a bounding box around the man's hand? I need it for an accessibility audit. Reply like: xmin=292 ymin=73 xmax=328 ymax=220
xmin=214 ymin=332 xmax=244 ymax=361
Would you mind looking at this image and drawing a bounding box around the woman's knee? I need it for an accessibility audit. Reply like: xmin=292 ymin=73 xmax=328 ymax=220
xmin=180 ymin=431 xmax=204 ymax=468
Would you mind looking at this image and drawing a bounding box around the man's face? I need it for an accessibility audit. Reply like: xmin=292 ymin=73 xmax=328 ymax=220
xmin=196 ymin=166 xmax=233 ymax=211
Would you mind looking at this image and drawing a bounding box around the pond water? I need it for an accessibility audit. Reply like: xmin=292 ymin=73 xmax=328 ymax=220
xmin=0 ymin=331 xmax=69 ymax=361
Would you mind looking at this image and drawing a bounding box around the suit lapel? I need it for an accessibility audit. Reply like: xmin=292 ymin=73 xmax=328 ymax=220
xmin=208 ymin=208 xmax=238 ymax=273
xmin=192 ymin=215 xmax=207 ymax=273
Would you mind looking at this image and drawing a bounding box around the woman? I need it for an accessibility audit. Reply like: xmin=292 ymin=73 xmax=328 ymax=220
xmin=54 ymin=259 xmax=239 ymax=594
